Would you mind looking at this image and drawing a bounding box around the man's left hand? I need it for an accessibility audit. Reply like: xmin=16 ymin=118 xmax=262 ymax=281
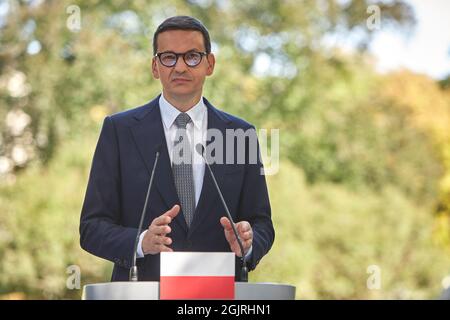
xmin=220 ymin=217 xmax=253 ymax=257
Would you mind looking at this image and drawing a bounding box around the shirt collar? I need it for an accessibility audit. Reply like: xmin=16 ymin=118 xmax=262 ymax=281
xmin=159 ymin=94 xmax=206 ymax=130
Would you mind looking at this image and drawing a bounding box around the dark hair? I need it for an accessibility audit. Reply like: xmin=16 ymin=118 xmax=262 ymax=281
xmin=152 ymin=16 xmax=211 ymax=55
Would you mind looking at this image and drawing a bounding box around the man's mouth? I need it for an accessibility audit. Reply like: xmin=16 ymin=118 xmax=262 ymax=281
xmin=172 ymin=78 xmax=191 ymax=83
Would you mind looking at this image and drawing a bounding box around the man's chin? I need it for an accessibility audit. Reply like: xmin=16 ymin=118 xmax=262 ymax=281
xmin=167 ymin=88 xmax=198 ymax=97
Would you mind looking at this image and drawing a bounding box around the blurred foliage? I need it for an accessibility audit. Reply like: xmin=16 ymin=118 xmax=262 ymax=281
xmin=252 ymin=161 xmax=450 ymax=299
xmin=379 ymin=71 xmax=450 ymax=252
xmin=0 ymin=130 xmax=111 ymax=299
xmin=0 ymin=0 xmax=449 ymax=299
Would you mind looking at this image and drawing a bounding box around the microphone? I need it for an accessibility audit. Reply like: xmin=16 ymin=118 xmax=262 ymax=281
xmin=195 ymin=143 xmax=248 ymax=282
xmin=129 ymin=144 xmax=161 ymax=281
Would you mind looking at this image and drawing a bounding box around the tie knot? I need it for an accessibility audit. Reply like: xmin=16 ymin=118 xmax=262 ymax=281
xmin=174 ymin=113 xmax=191 ymax=129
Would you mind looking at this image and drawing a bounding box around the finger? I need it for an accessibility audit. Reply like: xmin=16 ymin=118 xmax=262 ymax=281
xmin=237 ymin=221 xmax=251 ymax=233
xmin=220 ymin=217 xmax=233 ymax=231
xmin=224 ymin=229 xmax=237 ymax=243
xmin=154 ymin=235 xmax=172 ymax=246
xmin=226 ymin=227 xmax=249 ymax=241
xmin=152 ymin=215 xmax=172 ymax=226
xmin=158 ymin=244 xmax=173 ymax=253
xmin=240 ymin=231 xmax=252 ymax=240
xmin=232 ymin=244 xmax=243 ymax=257
xmin=152 ymin=205 xmax=180 ymax=227
xmin=150 ymin=225 xmax=171 ymax=235
xmin=163 ymin=205 xmax=180 ymax=219
xmin=221 ymin=221 xmax=235 ymax=236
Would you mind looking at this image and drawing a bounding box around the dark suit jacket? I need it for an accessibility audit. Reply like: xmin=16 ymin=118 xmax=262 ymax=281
xmin=79 ymin=95 xmax=274 ymax=281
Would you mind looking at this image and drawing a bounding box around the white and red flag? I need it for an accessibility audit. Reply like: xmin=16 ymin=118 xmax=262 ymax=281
xmin=160 ymin=252 xmax=235 ymax=299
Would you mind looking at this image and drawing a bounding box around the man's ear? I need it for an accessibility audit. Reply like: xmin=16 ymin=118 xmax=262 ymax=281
xmin=152 ymin=57 xmax=160 ymax=79
xmin=206 ymin=53 xmax=215 ymax=76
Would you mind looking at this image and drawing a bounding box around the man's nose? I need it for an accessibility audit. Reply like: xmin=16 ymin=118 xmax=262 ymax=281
xmin=173 ymin=55 xmax=188 ymax=72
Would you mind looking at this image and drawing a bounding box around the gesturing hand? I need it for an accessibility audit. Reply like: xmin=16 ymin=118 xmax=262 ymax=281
xmin=220 ymin=217 xmax=253 ymax=257
xmin=142 ymin=205 xmax=180 ymax=255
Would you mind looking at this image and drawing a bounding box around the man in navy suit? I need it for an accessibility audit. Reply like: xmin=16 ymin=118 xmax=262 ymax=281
xmin=80 ymin=16 xmax=274 ymax=281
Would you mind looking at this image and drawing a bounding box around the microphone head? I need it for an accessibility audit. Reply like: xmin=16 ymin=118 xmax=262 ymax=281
xmin=154 ymin=143 xmax=162 ymax=154
xmin=195 ymin=143 xmax=205 ymax=156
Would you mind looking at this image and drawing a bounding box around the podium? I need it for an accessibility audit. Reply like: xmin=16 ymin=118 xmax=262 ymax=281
xmin=82 ymin=282 xmax=296 ymax=300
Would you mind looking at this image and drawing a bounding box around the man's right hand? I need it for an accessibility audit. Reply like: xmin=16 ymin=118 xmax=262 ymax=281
xmin=142 ymin=205 xmax=180 ymax=255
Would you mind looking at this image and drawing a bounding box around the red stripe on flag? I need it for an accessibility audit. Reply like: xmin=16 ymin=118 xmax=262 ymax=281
xmin=160 ymin=276 xmax=235 ymax=300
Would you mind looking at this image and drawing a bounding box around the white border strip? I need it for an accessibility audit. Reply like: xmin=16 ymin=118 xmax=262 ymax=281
xmin=160 ymin=252 xmax=235 ymax=276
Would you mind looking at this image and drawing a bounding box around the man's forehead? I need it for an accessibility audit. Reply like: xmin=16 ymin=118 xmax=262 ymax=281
xmin=157 ymin=30 xmax=205 ymax=51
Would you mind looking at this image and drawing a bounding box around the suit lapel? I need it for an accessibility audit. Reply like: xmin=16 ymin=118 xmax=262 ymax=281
xmin=130 ymin=97 xmax=188 ymax=234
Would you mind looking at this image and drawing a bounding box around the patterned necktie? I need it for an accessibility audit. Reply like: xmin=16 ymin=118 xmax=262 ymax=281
xmin=172 ymin=112 xmax=195 ymax=227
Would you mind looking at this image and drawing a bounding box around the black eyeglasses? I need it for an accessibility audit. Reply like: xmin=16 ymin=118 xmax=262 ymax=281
xmin=155 ymin=51 xmax=208 ymax=67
